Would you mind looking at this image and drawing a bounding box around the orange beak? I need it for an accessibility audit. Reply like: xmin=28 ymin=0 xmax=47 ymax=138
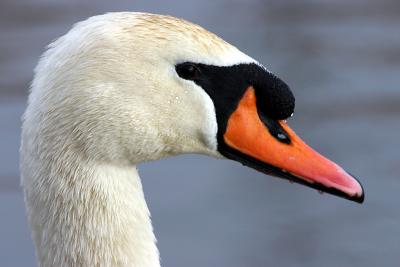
xmin=223 ymin=87 xmax=364 ymax=203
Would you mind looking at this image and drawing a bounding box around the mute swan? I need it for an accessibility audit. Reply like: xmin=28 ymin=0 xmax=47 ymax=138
xmin=20 ymin=12 xmax=364 ymax=267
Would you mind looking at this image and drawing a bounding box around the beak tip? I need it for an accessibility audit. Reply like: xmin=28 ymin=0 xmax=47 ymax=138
xmin=353 ymin=191 xmax=364 ymax=204
xmin=352 ymin=191 xmax=364 ymax=204
xmin=349 ymin=173 xmax=365 ymax=204
xmin=358 ymin=192 xmax=365 ymax=204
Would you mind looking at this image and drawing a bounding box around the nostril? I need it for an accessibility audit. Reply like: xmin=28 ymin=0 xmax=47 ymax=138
xmin=277 ymin=132 xmax=289 ymax=141
xmin=258 ymin=111 xmax=292 ymax=144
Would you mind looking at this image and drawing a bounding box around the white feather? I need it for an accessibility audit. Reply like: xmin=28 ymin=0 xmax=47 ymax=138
xmin=21 ymin=12 xmax=257 ymax=266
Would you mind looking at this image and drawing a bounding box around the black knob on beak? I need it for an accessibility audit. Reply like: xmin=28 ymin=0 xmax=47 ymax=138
xmin=254 ymin=73 xmax=295 ymax=121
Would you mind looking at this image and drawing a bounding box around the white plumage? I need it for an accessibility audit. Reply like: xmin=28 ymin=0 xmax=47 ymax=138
xmin=21 ymin=11 xmax=365 ymax=267
xmin=21 ymin=12 xmax=257 ymax=266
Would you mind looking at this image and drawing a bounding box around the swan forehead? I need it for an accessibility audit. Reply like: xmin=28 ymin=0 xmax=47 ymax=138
xmin=126 ymin=12 xmax=257 ymax=66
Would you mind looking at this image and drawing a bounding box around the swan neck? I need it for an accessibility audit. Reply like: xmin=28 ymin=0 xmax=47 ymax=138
xmin=21 ymin=156 xmax=160 ymax=267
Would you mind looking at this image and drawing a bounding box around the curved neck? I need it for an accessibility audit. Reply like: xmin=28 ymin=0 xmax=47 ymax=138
xmin=22 ymin=157 xmax=160 ymax=267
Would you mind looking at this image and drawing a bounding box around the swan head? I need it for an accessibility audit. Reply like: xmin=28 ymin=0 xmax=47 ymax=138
xmin=27 ymin=12 xmax=363 ymax=203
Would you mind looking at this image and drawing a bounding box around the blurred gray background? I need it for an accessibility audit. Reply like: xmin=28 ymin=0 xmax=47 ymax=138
xmin=1 ymin=0 xmax=399 ymax=266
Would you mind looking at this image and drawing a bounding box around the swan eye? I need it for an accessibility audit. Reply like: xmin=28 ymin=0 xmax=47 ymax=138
xmin=175 ymin=62 xmax=200 ymax=81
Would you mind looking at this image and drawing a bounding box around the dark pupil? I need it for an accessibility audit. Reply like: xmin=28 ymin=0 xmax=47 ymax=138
xmin=176 ymin=63 xmax=198 ymax=80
